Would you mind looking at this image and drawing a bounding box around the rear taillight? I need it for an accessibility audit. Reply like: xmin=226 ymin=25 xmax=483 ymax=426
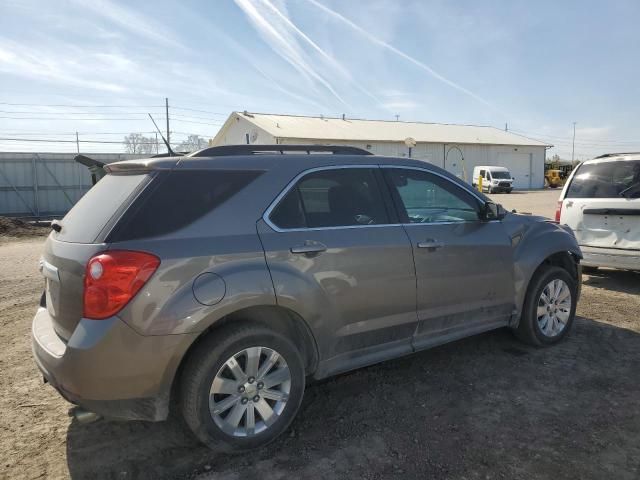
xmin=83 ymin=250 xmax=160 ymax=320
xmin=555 ymin=200 xmax=563 ymax=222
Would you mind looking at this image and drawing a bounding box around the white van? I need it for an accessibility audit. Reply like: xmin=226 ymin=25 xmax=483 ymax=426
xmin=558 ymin=153 xmax=640 ymax=271
xmin=472 ymin=166 xmax=514 ymax=193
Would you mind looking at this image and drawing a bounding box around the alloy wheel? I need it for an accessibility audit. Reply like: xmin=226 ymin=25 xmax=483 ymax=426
xmin=209 ymin=346 xmax=291 ymax=437
xmin=536 ymin=279 xmax=572 ymax=337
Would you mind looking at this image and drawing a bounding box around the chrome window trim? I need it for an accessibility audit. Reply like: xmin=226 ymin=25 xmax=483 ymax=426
xmin=262 ymin=164 xmax=493 ymax=233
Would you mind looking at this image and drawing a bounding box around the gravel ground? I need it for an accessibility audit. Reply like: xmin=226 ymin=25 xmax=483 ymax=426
xmin=1 ymin=194 xmax=639 ymax=479
xmin=488 ymin=189 xmax=561 ymax=219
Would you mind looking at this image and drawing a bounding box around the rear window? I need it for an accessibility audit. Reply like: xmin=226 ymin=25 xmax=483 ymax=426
xmin=566 ymin=160 xmax=640 ymax=198
xmin=56 ymin=173 xmax=148 ymax=243
xmin=110 ymin=169 xmax=262 ymax=241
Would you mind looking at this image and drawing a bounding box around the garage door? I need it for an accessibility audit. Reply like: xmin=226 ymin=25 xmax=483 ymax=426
xmin=496 ymin=153 xmax=531 ymax=189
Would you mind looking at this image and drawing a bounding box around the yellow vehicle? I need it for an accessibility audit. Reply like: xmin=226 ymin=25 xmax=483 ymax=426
xmin=545 ymin=169 xmax=564 ymax=188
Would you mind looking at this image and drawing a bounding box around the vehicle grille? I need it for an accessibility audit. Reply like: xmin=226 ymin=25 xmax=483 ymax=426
xmin=498 ymin=182 xmax=510 ymax=187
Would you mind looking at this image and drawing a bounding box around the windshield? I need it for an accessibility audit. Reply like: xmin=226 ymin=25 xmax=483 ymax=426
xmin=491 ymin=171 xmax=511 ymax=179
xmin=566 ymin=160 xmax=640 ymax=198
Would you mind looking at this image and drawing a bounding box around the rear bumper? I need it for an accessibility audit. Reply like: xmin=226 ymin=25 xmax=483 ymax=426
xmin=31 ymin=307 xmax=197 ymax=421
xmin=580 ymin=246 xmax=640 ymax=271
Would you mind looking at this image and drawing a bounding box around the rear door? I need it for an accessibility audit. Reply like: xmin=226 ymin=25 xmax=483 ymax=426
xmin=382 ymin=167 xmax=515 ymax=349
xmin=561 ymin=159 xmax=640 ymax=250
xmin=258 ymin=166 xmax=417 ymax=375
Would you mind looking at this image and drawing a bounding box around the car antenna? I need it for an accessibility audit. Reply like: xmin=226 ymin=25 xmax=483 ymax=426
xmin=148 ymin=113 xmax=176 ymax=156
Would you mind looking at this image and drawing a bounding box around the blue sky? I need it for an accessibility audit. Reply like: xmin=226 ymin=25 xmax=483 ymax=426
xmin=0 ymin=0 xmax=639 ymax=158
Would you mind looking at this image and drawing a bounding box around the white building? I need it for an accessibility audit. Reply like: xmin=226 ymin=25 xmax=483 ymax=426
xmin=211 ymin=112 xmax=552 ymax=189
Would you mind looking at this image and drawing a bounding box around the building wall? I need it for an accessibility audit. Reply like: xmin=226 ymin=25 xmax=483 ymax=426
xmin=278 ymin=138 xmax=546 ymax=189
xmin=213 ymin=114 xmax=276 ymax=146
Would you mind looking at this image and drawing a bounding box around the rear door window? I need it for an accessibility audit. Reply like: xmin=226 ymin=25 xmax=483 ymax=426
xmin=269 ymin=168 xmax=390 ymax=229
xmin=567 ymin=160 xmax=640 ymax=198
xmin=55 ymin=173 xmax=149 ymax=243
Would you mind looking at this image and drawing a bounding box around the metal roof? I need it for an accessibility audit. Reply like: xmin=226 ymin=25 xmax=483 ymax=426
xmin=228 ymin=112 xmax=552 ymax=147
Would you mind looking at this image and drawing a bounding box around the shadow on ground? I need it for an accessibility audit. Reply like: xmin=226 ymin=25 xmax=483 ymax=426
xmin=583 ymin=269 xmax=640 ymax=295
xmin=66 ymin=317 xmax=640 ymax=480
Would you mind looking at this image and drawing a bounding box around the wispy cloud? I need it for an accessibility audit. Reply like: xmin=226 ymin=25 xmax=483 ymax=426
xmin=69 ymin=0 xmax=185 ymax=50
xmin=306 ymin=0 xmax=496 ymax=111
xmin=0 ymin=40 xmax=127 ymax=93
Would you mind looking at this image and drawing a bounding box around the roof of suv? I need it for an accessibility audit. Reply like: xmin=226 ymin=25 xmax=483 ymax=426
xmin=586 ymin=152 xmax=640 ymax=164
xmin=105 ymin=144 xmax=449 ymax=174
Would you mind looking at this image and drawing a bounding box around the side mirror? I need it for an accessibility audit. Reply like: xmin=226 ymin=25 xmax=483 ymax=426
xmin=482 ymin=201 xmax=507 ymax=221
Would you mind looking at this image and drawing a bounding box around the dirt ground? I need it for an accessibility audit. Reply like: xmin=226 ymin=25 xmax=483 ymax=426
xmin=488 ymin=189 xmax=561 ymax=219
xmin=1 ymin=205 xmax=639 ymax=479
xmin=0 ymin=216 xmax=50 ymax=241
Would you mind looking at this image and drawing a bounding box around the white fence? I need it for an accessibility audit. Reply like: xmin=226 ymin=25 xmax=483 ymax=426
xmin=0 ymin=152 xmax=145 ymax=217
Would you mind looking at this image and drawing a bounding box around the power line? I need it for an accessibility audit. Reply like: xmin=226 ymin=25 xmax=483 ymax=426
xmin=0 ymin=102 xmax=164 ymax=108
xmin=0 ymin=110 xmax=164 ymax=115
xmin=171 ymin=106 xmax=229 ymax=115
xmin=0 ymin=116 xmax=168 ymax=121
xmin=170 ymin=118 xmax=224 ymax=126
xmin=0 ymin=131 xmax=158 ymax=136
xmin=0 ymin=137 xmax=159 ymax=145
xmin=171 ymin=113 xmax=229 ymax=121
xmin=512 ymin=128 xmax=640 ymax=145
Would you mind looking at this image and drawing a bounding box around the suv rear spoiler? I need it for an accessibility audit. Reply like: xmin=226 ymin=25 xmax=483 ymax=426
xmin=104 ymin=157 xmax=179 ymax=174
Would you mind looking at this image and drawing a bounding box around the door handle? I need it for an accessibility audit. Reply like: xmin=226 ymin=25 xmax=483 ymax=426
xmin=290 ymin=242 xmax=327 ymax=255
xmin=416 ymin=239 xmax=444 ymax=250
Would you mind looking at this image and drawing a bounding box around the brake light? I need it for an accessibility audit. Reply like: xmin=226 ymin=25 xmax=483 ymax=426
xmin=83 ymin=250 xmax=160 ymax=320
xmin=555 ymin=200 xmax=563 ymax=222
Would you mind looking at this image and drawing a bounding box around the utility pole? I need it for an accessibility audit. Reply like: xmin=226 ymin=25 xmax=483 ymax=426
xmin=75 ymin=131 xmax=80 ymax=153
xmin=155 ymin=132 xmax=159 ymax=154
xmin=505 ymin=123 xmax=508 ymax=132
xmin=395 ymin=114 xmax=400 ymax=121
xmin=165 ymin=97 xmax=170 ymax=153
xmin=571 ymin=122 xmax=577 ymax=162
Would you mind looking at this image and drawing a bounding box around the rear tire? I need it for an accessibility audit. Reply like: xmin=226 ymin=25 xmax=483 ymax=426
xmin=179 ymin=323 xmax=305 ymax=451
xmin=514 ymin=265 xmax=577 ymax=346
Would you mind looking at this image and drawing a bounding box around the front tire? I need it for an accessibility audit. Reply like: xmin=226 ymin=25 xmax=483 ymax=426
xmin=515 ymin=265 xmax=577 ymax=346
xmin=179 ymin=323 xmax=305 ymax=450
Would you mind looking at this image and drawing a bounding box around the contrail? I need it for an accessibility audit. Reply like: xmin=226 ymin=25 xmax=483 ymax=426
xmin=259 ymin=0 xmax=382 ymax=106
xmin=306 ymin=0 xmax=496 ymax=110
xmin=234 ymin=0 xmax=349 ymax=106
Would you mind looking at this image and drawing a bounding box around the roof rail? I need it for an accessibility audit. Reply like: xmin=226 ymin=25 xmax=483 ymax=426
xmin=190 ymin=144 xmax=373 ymax=157
xmin=594 ymin=152 xmax=640 ymax=159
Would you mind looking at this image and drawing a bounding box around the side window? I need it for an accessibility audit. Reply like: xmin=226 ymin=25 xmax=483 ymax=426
xmin=269 ymin=168 xmax=390 ymax=229
xmin=110 ymin=170 xmax=263 ymax=241
xmin=386 ymin=169 xmax=480 ymax=223
xmin=479 ymin=169 xmax=485 ymax=178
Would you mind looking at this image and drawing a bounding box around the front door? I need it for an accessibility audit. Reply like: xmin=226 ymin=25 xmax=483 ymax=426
xmin=258 ymin=166 xmax=417 ymax=377
xmin=382 ymin=167 xmax=515 ymax=349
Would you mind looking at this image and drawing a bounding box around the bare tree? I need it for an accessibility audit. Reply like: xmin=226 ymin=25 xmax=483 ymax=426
xmin=177 ymin=134 xmax=208 ymax=153
xmin=123 ymin=133 xmax=156 ymax=154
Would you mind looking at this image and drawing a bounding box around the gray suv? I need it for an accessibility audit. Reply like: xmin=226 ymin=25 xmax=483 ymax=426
xmin=32 ymin=145 xmax=582 ymax=450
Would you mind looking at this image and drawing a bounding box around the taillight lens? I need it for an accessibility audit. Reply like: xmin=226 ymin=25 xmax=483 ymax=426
xmin=83 ymin=250 xmax=160 ymax=320
xmin=555 ymin=200 xmax=563 ymax=222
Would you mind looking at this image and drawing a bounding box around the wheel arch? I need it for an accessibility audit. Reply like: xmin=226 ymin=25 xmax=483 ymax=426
xmin=512 ymin=249 xmax=581 ymax=327
xmin=169 ymin=304 xmax=318 ymax=411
